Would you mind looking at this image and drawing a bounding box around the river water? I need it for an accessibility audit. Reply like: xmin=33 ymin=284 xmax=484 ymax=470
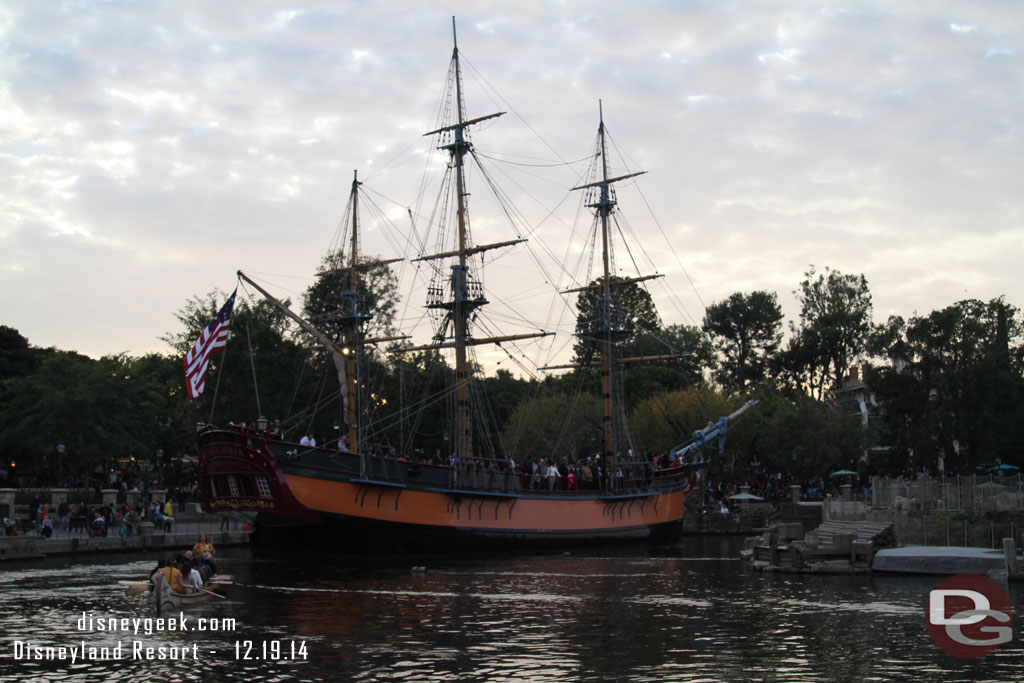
xmin=1 ymin=536 xmax=1021 ymax=682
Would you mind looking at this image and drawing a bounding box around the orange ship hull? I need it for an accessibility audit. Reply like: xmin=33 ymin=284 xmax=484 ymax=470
xmin=199 ymin=427 xmax=689 ymax=551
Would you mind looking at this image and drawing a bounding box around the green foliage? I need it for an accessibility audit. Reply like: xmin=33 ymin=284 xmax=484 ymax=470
xmin=573 ymin=277 xmax=660 ymax=362
xmin=4 ymin=263 xmax=1022 ymax=487
xmin=163 ymin=290 xmax=323 ymax=439
xmin=303 ymin=252 xmax=400 ymax=343
xmin=500 ymin=392 xmax=602 ymax=463
xmin=866 ymin=297 xmax=1024 ymax=474
xmin=0 ymin=326 xmax=51 ymax=380
xmin=629 ymin=388 xmax=733 ymax=454
xmin=753 ymin=393 xmax=866 ymax=478
xmin=783 ymin=267 xmax=873 ymax=399
xmin=702 ymin=291 xmax=783 ymax=392
xmin=0 ymin=352 xmax=165 ymax=485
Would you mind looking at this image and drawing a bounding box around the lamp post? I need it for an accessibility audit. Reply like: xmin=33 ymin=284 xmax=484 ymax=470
xmin=256 ymin=415 xmax=268 ymax=433
xmin=56 ymin=444 xmax=65 ymax=487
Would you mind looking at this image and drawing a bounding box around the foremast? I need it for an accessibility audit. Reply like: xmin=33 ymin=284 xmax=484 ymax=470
xmin=560 ymin=103 xmax=684 ymax=486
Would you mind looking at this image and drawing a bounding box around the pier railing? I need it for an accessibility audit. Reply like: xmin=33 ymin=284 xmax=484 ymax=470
xmin=870 ymin=475 xmax=1024 ymax=513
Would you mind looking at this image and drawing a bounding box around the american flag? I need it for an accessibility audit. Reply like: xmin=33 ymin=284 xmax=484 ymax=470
xmin=184 ymin=289 xmax=237 ymax=399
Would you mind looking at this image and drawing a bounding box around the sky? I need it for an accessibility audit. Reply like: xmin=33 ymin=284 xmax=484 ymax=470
xmin=2 ymin=1 xmax=1022 ymax=373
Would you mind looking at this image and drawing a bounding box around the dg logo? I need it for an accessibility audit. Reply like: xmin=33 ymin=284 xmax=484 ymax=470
xmin=927 ymin=573 xmax=1012 ymax=659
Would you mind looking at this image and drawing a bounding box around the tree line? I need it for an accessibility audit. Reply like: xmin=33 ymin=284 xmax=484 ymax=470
xmin=1 ymin=261 xmax=1021 ymax=489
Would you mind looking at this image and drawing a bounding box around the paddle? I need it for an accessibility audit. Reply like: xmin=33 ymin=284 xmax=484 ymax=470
xmin=200 ymin=587 xmax=226 ymax=599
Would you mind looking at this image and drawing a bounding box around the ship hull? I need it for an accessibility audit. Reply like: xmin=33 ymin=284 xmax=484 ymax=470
xmin=199 ymin=427 xmax=689 ymax=553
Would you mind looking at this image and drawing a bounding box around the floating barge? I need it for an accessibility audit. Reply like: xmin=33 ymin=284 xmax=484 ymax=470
xmin=745 ymin=519 xmax=1024 ymax=577
xmin=873 ymin=543 xmax=1024 ymax=576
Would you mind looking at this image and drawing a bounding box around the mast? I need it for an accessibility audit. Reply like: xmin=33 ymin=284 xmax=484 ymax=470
xmin=451 ymin=24 xmax=472 ymax=465
xmin=417 ymin=20 xmax=551 ymax=463
xmin=333 ymin=171 xmax=406 ymax=454
xmin=244 ymin=173 xmax=406 ymax=459
xmin=344 ymin=170 xmax=361 ymax=454
xmin=567 ymin=102 xmax=658 ymax=487
xmin=596 ymin=103 xmax=617 ymax=481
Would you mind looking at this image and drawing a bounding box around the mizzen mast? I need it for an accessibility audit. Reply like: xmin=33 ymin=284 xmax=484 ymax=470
xmin=342 ymin=171 xmax=366 ymax=455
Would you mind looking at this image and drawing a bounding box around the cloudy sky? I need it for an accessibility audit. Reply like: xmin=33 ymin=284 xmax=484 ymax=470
xmin=2 ymin=1 xmax=1021 ymax=371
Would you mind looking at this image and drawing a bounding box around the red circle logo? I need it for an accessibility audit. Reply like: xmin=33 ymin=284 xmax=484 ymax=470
xmin=927 ymin=573 xmax=1012 ymax=658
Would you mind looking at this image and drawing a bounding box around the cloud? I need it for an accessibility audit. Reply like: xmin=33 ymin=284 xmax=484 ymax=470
xmin=0 ymin=0 xmax=1020 ymax=365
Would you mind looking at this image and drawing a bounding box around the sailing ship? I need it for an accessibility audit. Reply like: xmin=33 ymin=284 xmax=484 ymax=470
xmin=197 ymin=23 xmax=754 ymax=551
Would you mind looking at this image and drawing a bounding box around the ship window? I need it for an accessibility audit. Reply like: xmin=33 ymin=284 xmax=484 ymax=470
xmin=208 ymin=478 xmax=218 ymax=498
xmin=255 ymin=475 xmax=272 ymax=497
xmin=238 ymin=476 xmax=254 ymax=497
xmin=226 ymin=475 xmax=239 ymax=496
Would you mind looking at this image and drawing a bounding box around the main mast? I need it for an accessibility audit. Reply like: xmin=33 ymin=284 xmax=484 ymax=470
xmin=406 ymin=19 xmax=549 ymax=462
xmin=450 ymin=24 xmax=473 ymax=464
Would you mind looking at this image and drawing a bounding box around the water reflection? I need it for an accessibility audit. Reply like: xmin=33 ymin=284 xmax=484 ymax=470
xmin=1 ymin=539 xmax=1022 ymax=681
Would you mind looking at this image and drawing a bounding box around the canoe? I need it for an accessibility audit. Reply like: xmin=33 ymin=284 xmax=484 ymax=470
xmin=125 ymin=575 xmax=227 ymax=613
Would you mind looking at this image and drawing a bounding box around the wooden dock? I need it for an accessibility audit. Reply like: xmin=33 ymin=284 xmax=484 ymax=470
xmin=744 ymin=519 xmax=894 ymax=574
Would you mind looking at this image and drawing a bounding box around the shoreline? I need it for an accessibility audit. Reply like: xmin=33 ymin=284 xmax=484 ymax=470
xmin=0 ymin=521 xmax=250 ymax=566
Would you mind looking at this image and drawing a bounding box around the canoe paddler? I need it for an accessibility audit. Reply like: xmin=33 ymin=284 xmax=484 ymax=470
xmin=151 ymin=558 xmax=184 ymax=592
xmin=192 ymin=534 xmax=216 ymax=558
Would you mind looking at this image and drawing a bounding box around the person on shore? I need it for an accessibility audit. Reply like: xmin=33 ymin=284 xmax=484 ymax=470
xmin=193 ymin=534 xmax=216 ymax=558
xmin=90 ymin=512 xmax=106 ymax=537
xmin=162 ymin=500 xmax=174 ymax=532
xmin=29 ymin=494 xmax=39 ymax=525
xmin=58 ymin=499 xmax=69 ymax=532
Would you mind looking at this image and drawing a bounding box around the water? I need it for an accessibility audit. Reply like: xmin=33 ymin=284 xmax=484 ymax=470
xmin=1 ymin=537 xmax=1021 ymax=682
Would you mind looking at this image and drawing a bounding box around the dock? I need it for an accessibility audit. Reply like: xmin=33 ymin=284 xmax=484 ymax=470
xmin=744 ymin=519 xmax=894 ymax=574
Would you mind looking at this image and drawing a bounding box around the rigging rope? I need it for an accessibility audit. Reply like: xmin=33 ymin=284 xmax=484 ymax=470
xmin=245 ymin=321 xmax=263 ymax=419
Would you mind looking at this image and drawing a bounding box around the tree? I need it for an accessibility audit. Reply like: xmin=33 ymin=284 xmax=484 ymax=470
xmin=785 ymin=267 xmax=872 ymax=399
xmin=628 ymin=388 xmax=732 ymax=455
xmin=702 ymin=291 xmax=783 ymax=392
xmin=303 ymin=252 xmax=400 ymax=344
xmin=0 ymin=326 xmax=49 ymax=380
xmin=500 ymin=392 xmax=602 ymax=463
xmin=163 ymin=290 xmax=316 ymax=436
xmin=0 ymin=352 xmax=165 ymax=486
xmin=572 ymin=277 xmax=660 ymax=362
xmin=866 ymin=297 xmax=1024 ymax=473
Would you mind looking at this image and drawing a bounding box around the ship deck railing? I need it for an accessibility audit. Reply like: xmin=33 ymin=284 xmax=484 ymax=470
xmin=209 ymin=426 xmax=691 ymax=498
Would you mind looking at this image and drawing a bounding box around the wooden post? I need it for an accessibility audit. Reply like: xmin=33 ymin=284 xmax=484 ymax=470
xmin=789 ymin=485 xmax=801 ymax=503
xmin=1003 ymin=537 xmax=1018 ymax=574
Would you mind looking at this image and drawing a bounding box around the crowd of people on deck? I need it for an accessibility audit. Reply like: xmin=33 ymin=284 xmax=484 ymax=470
xmin=225 ymin=418 xmax=872 ymax=505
